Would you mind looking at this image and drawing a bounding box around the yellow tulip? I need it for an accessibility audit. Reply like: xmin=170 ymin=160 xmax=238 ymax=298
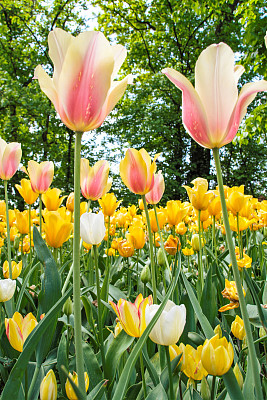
xmin=15 ymin=210 xmax=29 ymax=234
xmin=66 ymin=192 xmax=74 ymax=212
xmin=233 ymin=363 xmax=244 ymax=389
xmin=110 ymin=293 xmax=153 ymax=337
xmin=208 ymin=194 xmax=222 ymax=217
xmin=182 ymin=247 xmax=194 ymax=256
xmin=148 ymin=209 xmax=166 ymax=233
xmin=201 ymin=334 xmax=234 ymax=376
xmin=3 ymin=260 xmax=22 ymax=279
xmin=65 ymin=371 xmax=89 ymax=400
xmin=40 ymin=369 xmax=57 ymax=400
xmin=228 ymin=213 xmax=254 ymax=232
xmin=176 ymin=221 xmax=187 ymax=235
xmin=99 ymin=193 xmax=121 ymax=216
xmin=219 ymin=279 xmax=246 ymax=312
xmin=118 ymin=239 xmax=135 ymax=257
xmin=5 ymin=312 xmax=38 ymax=352
xmin=42 ymin=188 xmax=66 ymax=211
xmin=164 ymin=235 xmax=180 ymax=255
xmin=166 ymin=200 xmax=188 ymax=226
xmin=183 ymin=178 xmax=214 ymax=211
xmin=15 ymin=179 xmax=39 ymax=205
xmin=127 ymin=226 xmax=146 ymax=249
xmin=179 ymin=344 xmax=208 ymax=381
xmin=231 ymin=315 xmax=246 ymax=340
xmin=227 ymin=186 xmax=245 ymax=215
xmin=43 ymin=211 xmax=73 ymax=248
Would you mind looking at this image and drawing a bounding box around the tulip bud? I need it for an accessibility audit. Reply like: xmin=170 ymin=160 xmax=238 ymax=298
xmin=201 ymin=334 xmax=234 ymax=376
xmin=231 ymin=315 xmax=246 ymax=340
xmin=40 ymin=369 xmax=57 ymax=400
xmin=63 ymin=298 xmax=73 ymax=316
xmin=157 ymin=248 xmax=165 ymax=266
xmin=200 ymin=376 xmax=211 ymax=400
xmin=14 ymin=235 xmax=20 ymax=250
xmin=191 ymin=234 xmax=200 ymax=252
xmin=233 ymin=363 xmax=243 ymax=390
xmin=214 ymin=324 xmax=222 ymax=338
xmin=140 ymin=264 xmax=151 ymax=283
xmin=259 ymin=326 xmax=266 ymax=339
xmin=65 ymin=371 xmax=89 ymax=400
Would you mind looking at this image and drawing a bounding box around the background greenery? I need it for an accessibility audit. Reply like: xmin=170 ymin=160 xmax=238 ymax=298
xmin=0 ymin=0 xmax=266 ymax=206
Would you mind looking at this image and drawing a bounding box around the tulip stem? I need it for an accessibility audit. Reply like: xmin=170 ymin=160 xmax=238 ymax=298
xmin=213 ymin=147 xmax=263 ymax=400
xmin=165 ymin=345 xmax=174 ymax=400
xmin=198 ymin=210 xmax=204 ymax=290
xmin=153 ymin=205 xmax=171 ymax=274
xmin=210 ymin=375 xmax=216 ymax=400
xmin=139 ymin=351 xmax=147 ymax=398
xmin=4 ymin=180 xmax=12 ymax=279
xmin=142 ymin=195 xmax=157 ymax=303
xmin=73 ymin=132 xmax=86 ymax=398
xmin=39 ymin=194 xmax=42 ymax=234
xmin=28 ymin=363 xmax=40 ymax=399
xmin=93 ymin=244 xmax=106 ymax=373
xmin=29 ymin=204 xmax=32 ymax=263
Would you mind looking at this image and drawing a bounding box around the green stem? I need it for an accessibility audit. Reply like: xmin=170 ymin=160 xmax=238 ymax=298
xmin=198 ymin=210 xmax=204 ymax=290
xmin=73 ymin=132 xmax=86 ymax=397
xmin=142 ymin=195 xmax=157 ymax=303
xmin=93 ymin=244 xmax=106 ymax=373
xmin=213 ymin=147 xmax=263 ymax=400
xmin=210 ymin=375 xmax=216 ymax=400
xmin=165 ymin=345 xmax=174 ymax=400
xmin=153 ymin=204 xmax=171 ymax=274
xmin=140 ymin=351 xmax=147 ymax=398
xmin=25 ymin=366 xmax=28 ymax=400
xmin=4 ymin=180 xmax=12 ymax=279
xmin=29 ymin=204 xmax=32 ymax=263
xmin=39 ymin=194 xmax=42 ymax=234
xmin=27 ymin=363 xmax=40 ymax=399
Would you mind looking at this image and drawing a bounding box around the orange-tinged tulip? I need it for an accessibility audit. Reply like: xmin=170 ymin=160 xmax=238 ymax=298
xmin=145 ymin=171 xmax=165 ymax=204
xmin=166 ymin=200 xmax=188 ymax=226
xmin=0 ymin=138 xmax=22 ymax=180
xmin=111 ymin=237 xmax=123 ymax=250
xmin=5 ymin=312 xmax=38 ymax=352
xmin=40 ymin=369 xmax=57 ymax=400
xmin=80 ymin=158 xmax=112 ymax=200
xmin=3 ymin=260 xmax=22 ymax=279
xmin=22 ymin=160 xmax=54 ymax=194
xmin=120 ymin=148 xmax=159 ymax=195
xmin=15 ymin=179 xmax=39 ymax=205
xmin=118 ymin=239 xmax=135 ymax=257
xmin=176 ymin=221 xmax=187 ymax=235
xmin=183 ymin=178 xmax=214 ymax=211
xmin=110 ymin=293 xmax=153 ymax=337
xmin=127 ymin=226 xmax=146 ymax=249
xmin=99 ymin=193 xmax=121 ymax=216
xmin=162 ymin=43 xmax=267 ymax=149
xmin=164 ymin=235 xmax=180 ymax=255
xmin=219 ymin=279 xmax=246 ymax=312
xmin=35 ymin=28 xmax=132 ymax=133
xmin=15 ymin=210 xmax=29 ymax=235
xmin=201 ymin=334 xmax=234 ymax=376
xmin=65 ymin=371 xmax=89 ymax=400
xmin=42 ymin=188 xmax=66 ymax=211
xmin=66 ymin=192 xmax=74 ymax=212
xmin=43 ymin=211 xmax=73 ymax=248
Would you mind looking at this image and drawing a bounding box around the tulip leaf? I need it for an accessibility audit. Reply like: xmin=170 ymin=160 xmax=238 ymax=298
xmin=1 ymin=286 xmax=72 ymax=400
xmin=142 ymin=347 xmax=160 ymax=387
xmin=61 ymin=365 xmax=85 ymax=400
xmin=244 ymin=270 xmax=267 ymax=328
xmin=111 ymin=255 xmax=181 ymax=400
xmin=183 ymin=387 xmax=203 ymax=399
xmin=200 ymin=265 xmax=217 ymax=326
xmin=124 ymin=383 xmax=142 ymax=400
xmin=57 ymin=333 xmax=68 ymax=396
xmin=145 ymin=382 xmax=168 ymax=400
xmin=87 ymin=380 xmax=106 ymax=400
xmin=160 ymin=354 xmax=182 ymax=391
xmin=15 ymin=261 xmax=40 ymax=312
xmin=243 ymin=354 xmax=257 ymax=400
xmin=82 ymin=342 xmax=103 ymax=392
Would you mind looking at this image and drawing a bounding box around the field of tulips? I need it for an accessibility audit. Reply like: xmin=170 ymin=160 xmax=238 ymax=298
xmin=0 ymin=28 xmax=267 ymax=400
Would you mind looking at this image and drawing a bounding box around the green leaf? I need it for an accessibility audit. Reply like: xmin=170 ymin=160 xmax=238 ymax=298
xmin=1 ymin=287 xmax=72 ymax=400
xmin=57 ymin=334 xmax=68 ymax=396
xmin=200 ymin=265 xmax=217 ymax=326
xmin=87 ymin=380 xmax=106 ymax=400
xmin=142 ymin=347 xmax=160 ymax=387
xmin=247 ymin=304 xmax=267 ymax=327
xmin=146 ymin=382 xmax=168 ymax=400
xmin=83 ymin=342 xmax=103 ymax=392
xmin=160 ymin=354 xmax=182 ymax=391
xmin=15 ymin=260 xmax=40 ymax=312
xmin=124 ymin=383 xmax=142 ymax=400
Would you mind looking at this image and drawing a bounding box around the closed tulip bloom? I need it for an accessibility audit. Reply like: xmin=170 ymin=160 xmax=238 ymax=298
xmin=231 ymin=315 xmax=246 ymax=340
xmin=65 ymin=371 xmax=89 ymax=400
xmin=15 ymin=179 xmax=39 ymax=205
xmin=40 ymin=369 xmax=57 ymax=400
xmin=98 ymin=193 xmax=121 ymax=217
xmin=15 ymin=210 xmax=29 ymax=234
xmin=120 ymin=148 xmax=159 ymax=195
xmin=180 ymin=344 xmax=208 ymax=381
xmin=162 ymin=43 xmax=267 ymax=149
xmin=0 ymin=279 xmax=16 ymax=302
xmin=22 ymin=160 xmax=54 ymax=194
xmin=35 ymin=28 xmax=132 ymax=132
xmin=0 ymin=138 xmax=22 ymax=180
xmin=145 ymin=300 xmax=186 ymax=346
xmin=201 ymin=334 xmax=234 ymax=376
xmin=66 ymin=192 xmax=74 ymax=212
xmin=183 ymin=178 xmax=214 ymax=211
xmin=227 ymin=187 xmax=245 ymax=215
xmin=176 ymin=221 xmax=187 ymax=235
xmin=43 ymin=211 xmax=73 ymax=248
xmin=208 ymin=195 xmax=222 ymax=217
xmin=3 ymin=260 xmax=22 ymax=279
xmin=127 ymin=226 xmax=146 ymax=249
xmin=5 ymin=311 xmax=38 ymax=352
xmin=145 ymin=171 xmax=165 ymax=204
xmin=80 ymin=212 xmax=106 ymax=245
xmin=80 ymin=158 xmax=112 ymax=201
xmin=164 ymin=235 xmax=180 ymax=255
xmin=42 ymin=188 xmax=66 ymax=211
xmin=166 ymin=200 xmax=189 ymax=226
xmin=148 ymin=208 xmax=166 ymax=233
xmin=110 ymin=293 xmax=153 ymax=337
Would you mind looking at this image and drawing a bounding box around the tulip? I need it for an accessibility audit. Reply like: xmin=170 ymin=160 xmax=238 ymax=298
xmin=80 ymin=158 xmax=112 ymax=200
xmin=5 ymin=311 xmax=38 ymax=352
xmin=145 ymin=171 xmax=165 ymax=204
xmin=0 ymin=138 xmax=22 ymax=180
xmin=42 ymin=188 xmax=66 ymax=211
xmin=233 ymin=363 xmax=244 ymax=390
xmin=164 ymin=235 xmax=180 ymax=255
xmin=118 ymin=238 xmax=135 ymax=257
xmin=120 ymin=148 xmax=159 ymax=195
xmin=40 ymin=369 xmax=57 ymax=400
xmin=179 ymin=344 xmax=208 ymax=381
xmin=127 ymin=226 xmax=146 ymax=249
xmin=110 ymin=293 xmax=153 ymax=337
xmin=43 ymin=211 xmax=73 ymax=248
xmin=231 ymin=315 xmax=246 ymax=340
xmin=22 ymin=160 xmax=54 ymax=194
xmin=145 ymin=300 xmax=186 ymax=345
xmin=227 ymin=186 xmax=245 ymax=215
xmin=166 ymin=200 xmax=189 ymax=226
xmin=176 ymin=221 xmax=187 ymax=235
xmin=182 ymin=247 xmax=194 ymax=256
xmin=15 ymin=210 xmax=29 ymax=235
xmin=219 ymin=279 xmax=246 ymax=312
xmin=201 ymin=334 xmax=234 ymax=376
xmin=35 ymin=28 xmax=132 ymax=132
xmin=3 ymin=260 xmax=22 ymax=279
xmin=65 ymin=371 xmax=89 ymax=400
xmin=148 ymin=208 xmax=166 ymax=233
xmin=208 ymin=195 xmax=222 ymax=217
xmin=66 ymin=192 xmax=74 ymax=212
xmin=15 ymin=179 xmax=39 ymax=205
xmin=0 ymin=279 xmax=16 ymax=302
xmin=183 ymin=178 xmax=214 ymax=211
xmin=80 ymin=212 xmax=105 ymax=245
xmin=162 ymin=42 xmax=267 ymax=149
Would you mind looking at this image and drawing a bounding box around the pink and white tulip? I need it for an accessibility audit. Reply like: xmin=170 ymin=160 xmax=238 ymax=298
xmin=80 ymin=158 xmax=112 ymax=201
xmin=0 ymin=138 xmax=22 ymax=180
xmin=162 ymin=43 xmax=267 ymax=149
xmin=34 ymin=28 xmax=132 ymax=132
xmin=22 ymin=160 xmax=54 ymax=194
xmin=145 ymin=171 xmax=165 ymax=204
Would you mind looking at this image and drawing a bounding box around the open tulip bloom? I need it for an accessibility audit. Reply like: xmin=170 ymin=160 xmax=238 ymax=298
xmin=162 ymin=42 xmax=267 ymax=149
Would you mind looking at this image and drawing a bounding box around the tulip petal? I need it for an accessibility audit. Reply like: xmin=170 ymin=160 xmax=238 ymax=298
xmin=195 ymin=43 xmax=239 ymax=141
xmin=162 ymin=68 xmax=211 ymax=148
xmin=0 ymin=142 xmax=22 ymax=180
xmin=111 ymin=44 xmax=127 ymax=79
xmin=48 ymin=28 xmax=73 ymax=83
xmin=34 ymin=65 xmax=59 ymax=110
xmin=120 ymin=149 xmax=148 ymax=195
xmin=8 ymin=319 xmax=23 ymax=352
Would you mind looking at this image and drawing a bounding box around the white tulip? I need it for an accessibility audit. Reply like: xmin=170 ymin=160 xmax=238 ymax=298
xmin=145 ymin=300 xmax=186 ymax=346
xmin=80 ymin=212 xmax=106 ymax=245
xmin=0 ymin=279 xmax=16 ymax=302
